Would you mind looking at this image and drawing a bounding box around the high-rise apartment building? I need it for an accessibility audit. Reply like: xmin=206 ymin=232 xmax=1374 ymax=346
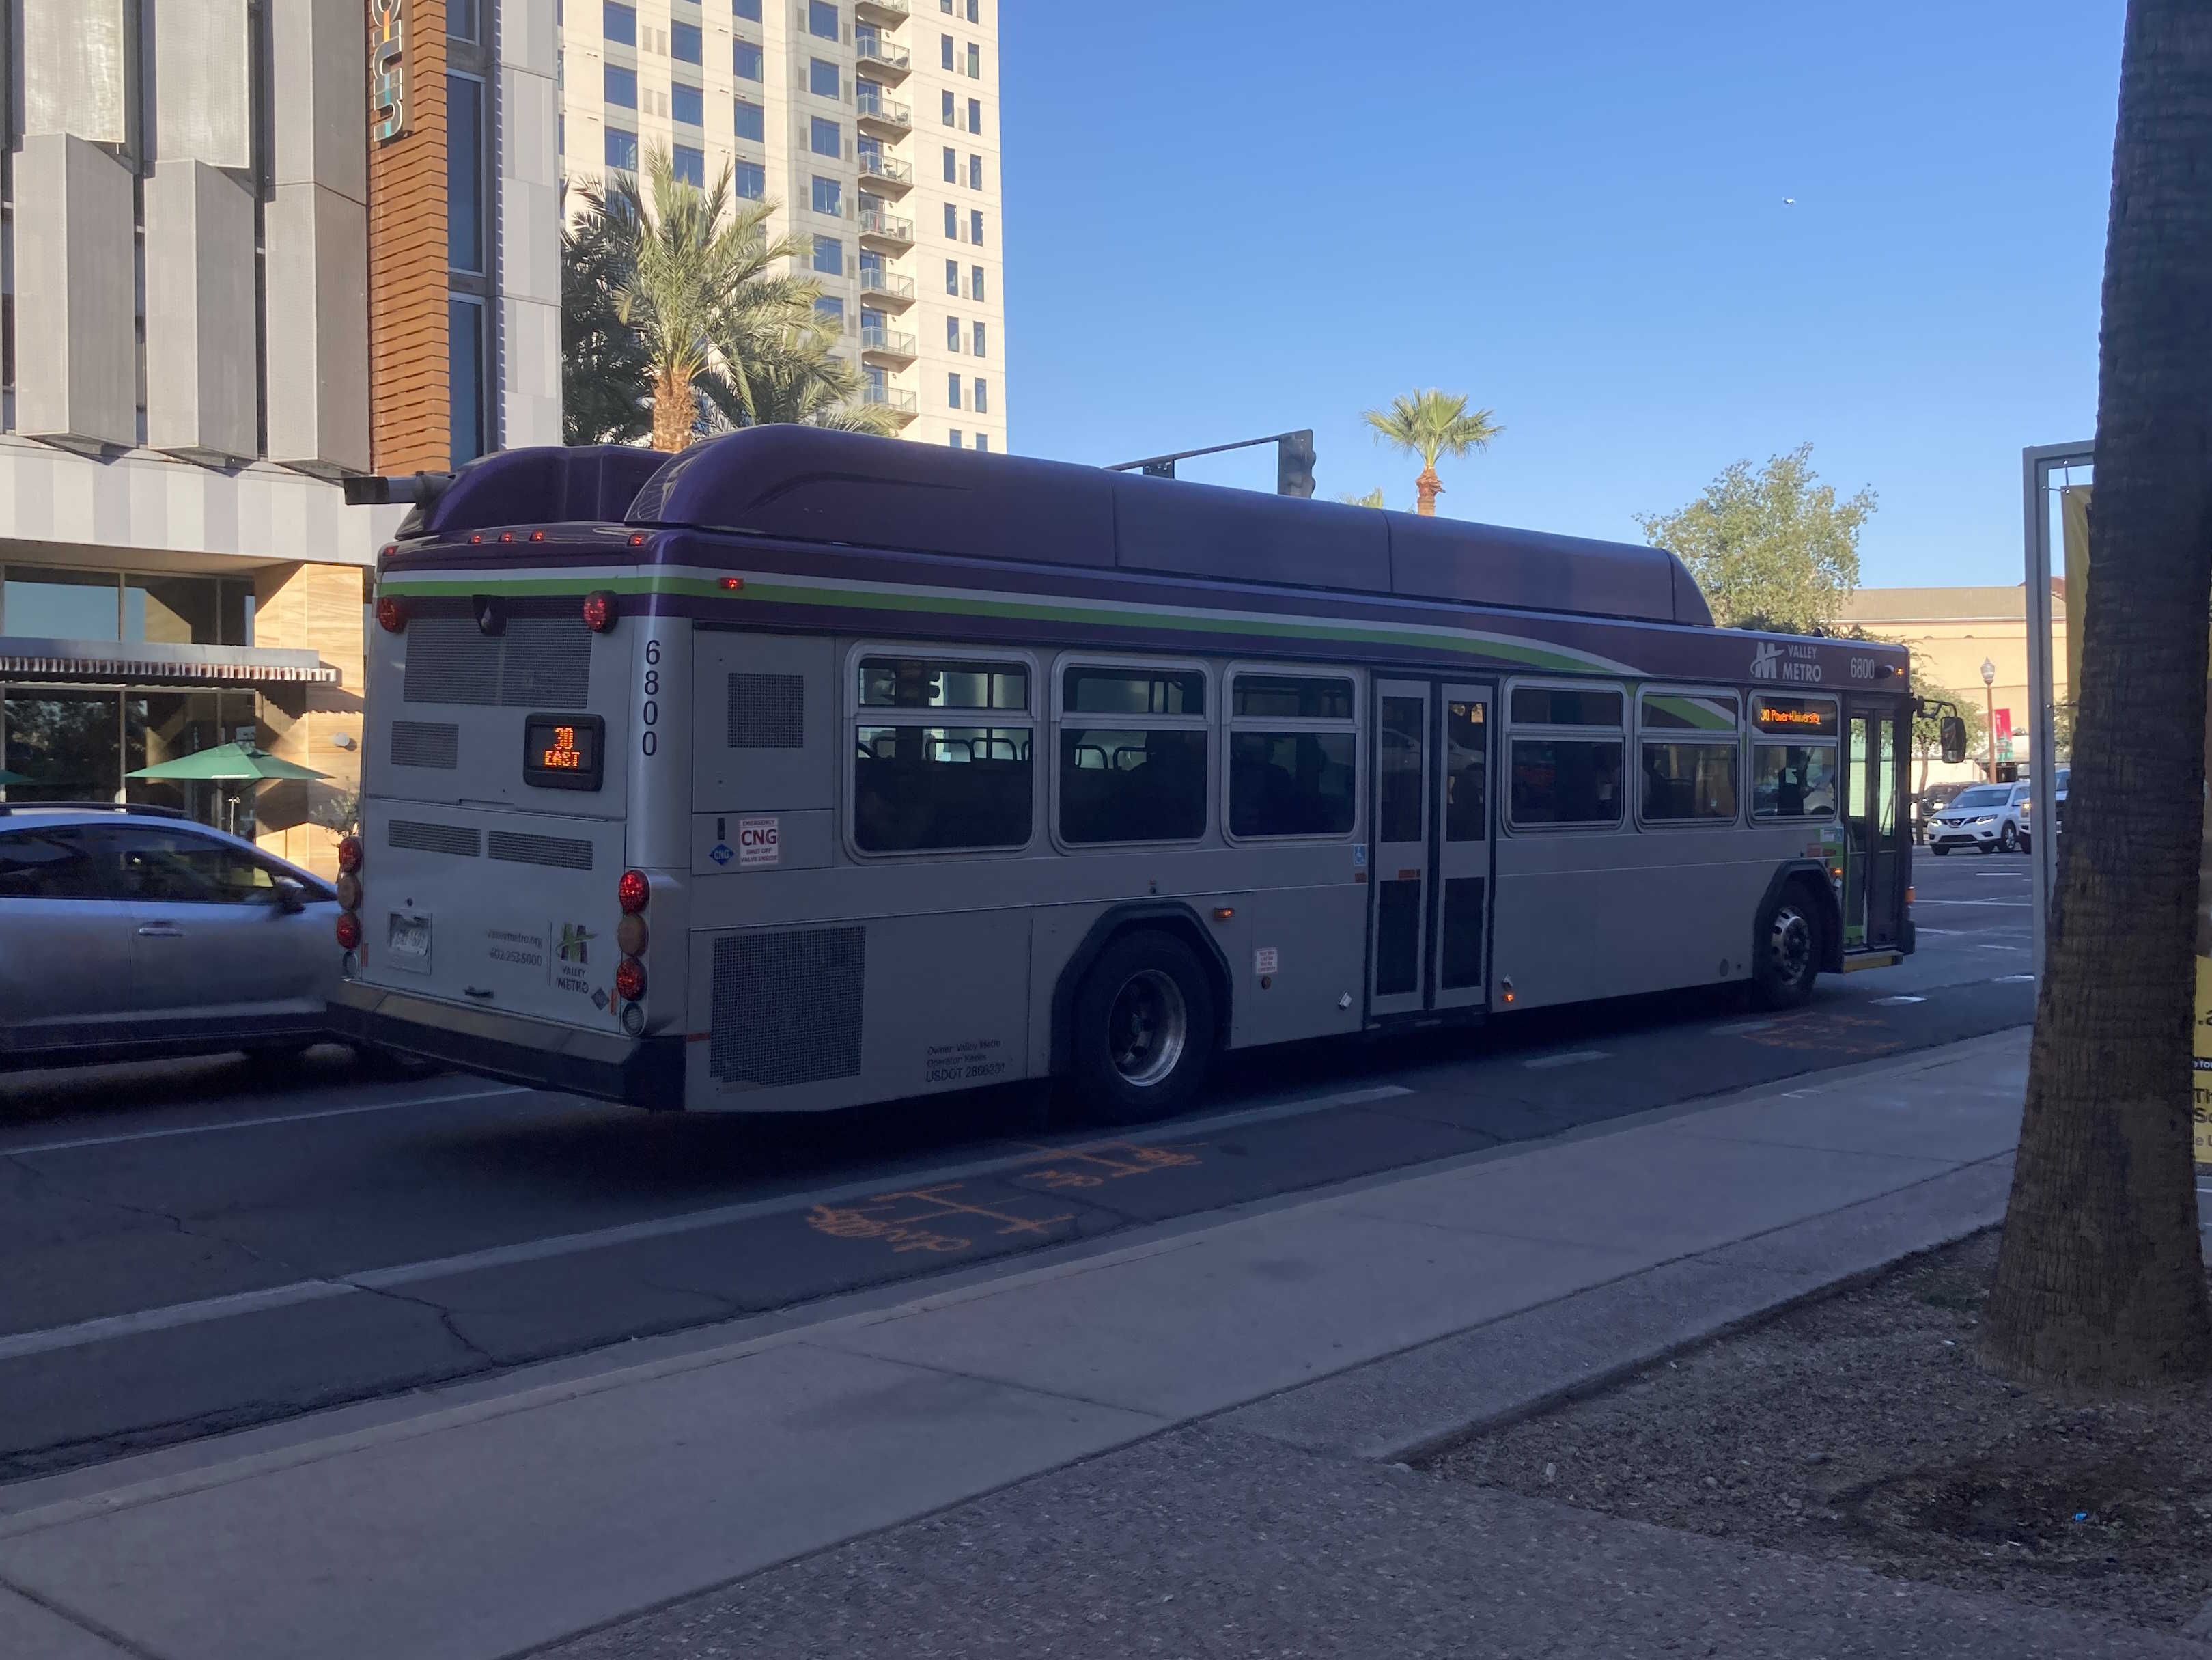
xmin=559 ymin=0 xmax=1006 ymax=451
xmin=0 ymin=0 xmax=558 ymax=872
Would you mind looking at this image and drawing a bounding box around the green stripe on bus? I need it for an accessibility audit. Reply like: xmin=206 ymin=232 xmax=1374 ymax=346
xmin=378 ymin=570 xmax=1614 ymax=674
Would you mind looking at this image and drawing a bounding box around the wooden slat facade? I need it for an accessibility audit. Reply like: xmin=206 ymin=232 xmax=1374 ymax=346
xmin=368 ymin=0 xmax=451 ymax=473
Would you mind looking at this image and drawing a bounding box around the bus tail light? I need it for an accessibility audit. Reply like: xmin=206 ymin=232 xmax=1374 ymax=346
xmin=615 ymin=957 xmax=647 ymax=1001
xmin=618 ymin=869 xmax=650 ymax=913
xmin=337 ymin=835 xmax=363 ymax=873
xmin=335 ymin=911 xmax=363 ymax=952
xmin=375 ymin=596 xmax=408 ymax=633
xmin=617 ymin=913 xmax=648 ymax=956
xmin=335 ymin=873 xmax=362 ymax=910
xmin=583 ymin=590 xmax=619 ymax=632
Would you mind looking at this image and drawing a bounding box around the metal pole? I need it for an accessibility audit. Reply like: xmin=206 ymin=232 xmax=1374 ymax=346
xmin=2022 ymin=441 xmax=2092 ymax=973
xmin=1985 ymin=682 xmax=1996 ymax=781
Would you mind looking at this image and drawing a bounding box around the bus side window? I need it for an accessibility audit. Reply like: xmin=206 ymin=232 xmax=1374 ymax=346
xmin=1638 ymin=689 xmax=1741 ymax=826
xmin=1507 ymin=681 xmax=1625 ymax=830
xmin=852 ymin=652 xmax=1035 ymax=853
xmin=1056 ymin=663 xmax=1209 ymax=846
xmin=1226 ymin=672 xmax=1357 ymax=839
xmin=1746 ymin=695 xmax=1841 ymax=820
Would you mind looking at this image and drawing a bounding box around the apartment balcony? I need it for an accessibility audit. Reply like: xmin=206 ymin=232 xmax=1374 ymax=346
xmin=856 ymin=150 xmax=914 ymax=195
xmin=860 ymin=325 xmax=918 ymax=365
xmin=858 ymin=265 xmax=917 ymax=309
xmin=854 ymin=33 xmax=912 ymax=84
xmin=855 ymin=88 xmax=912 ymax=138
xmin=863 ymin=383 xmax=919 ymax=423
xmin=858 ymin=206 xmax=915 ymax=251
xmin=854 ymin=0 xmax=910 ymax=25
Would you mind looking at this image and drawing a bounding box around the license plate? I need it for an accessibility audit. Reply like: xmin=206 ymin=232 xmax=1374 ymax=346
xmin=387 ymin=913 xmax=432 ymax=973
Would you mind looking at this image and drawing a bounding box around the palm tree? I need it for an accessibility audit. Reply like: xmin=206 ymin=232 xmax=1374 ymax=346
xmin=590 ymin=150 xmax=824 ymax=451
xmin=698 ymin=314 xmax=899 ymax=436
xmin=1362 ymin=389 xmax=1502 ymax=516
xmin=1339 ymin=488 xmax=1387 ymax=509
xmin=560 ymin=186 xmax=650 ymax=445
xmin=1980 ymin=0 xmax=2212 ymax=1388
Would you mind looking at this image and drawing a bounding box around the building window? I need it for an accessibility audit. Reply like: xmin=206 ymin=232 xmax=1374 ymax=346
xmin=941 ymin=0 xmax=952 ymax=10
xmin=604 ymin=0 xmax=636 ymax=45
xmin=946 ymin=314 xmax=960 ymax=350
xmin=736 ymin=97 xmax=765 ymax=140
xmin=671 ymin=81 xmax=704 ymax=126
xmin=966 ymin=42 xmax=980 ymax=76
xmin=944 ymin=258 xmax=960 ymax=294
xmin=735 ymin=0 xmax=761 ymax=16
xmin=672 ymin=20 xmax=702 ymax=61
xmin=809 ymin=57 xmax=839 ymax=97
xmin=3 ymin=568 xmax=122 ymax=639
xmin=811 ymin=117 xmax=841 ymax=158
xmin=813 ymin=176 xmax=843 ymax=215
xmin=943 ymin=202 xmax=957 ymax=238
xmin=809 ymin=1 xmax=838 ymax=40
xmin=947 ymin=373 xmax=962 ymax=409
xmin=968 ymin=0 xmax=979 ymax=18
xmin=734 ymin=40 xmax=763 ymax=80
xmin=943 ymin=146 xmax=957 ymax=182
xmin=969 ymin=97 xmax=983 ymax=133
xmin=969 ymin=208 xmax=984 ymax=246
xmin=815 ymin=295 xmax=845 ymax=327
xmin=447 ymin=74 xmax=485 ymax=273
xmin=672 ymin=143 xmax=705 ymax=186
xmin=604 ymin=64 xmax=637 ymax=108
xmin=449 ymin=0 xmax=481 ymax=39
xmin=942 ymin=89 xmax=955 ymax=126
xmin=449 ymin=295 xmax=486 ymax=467
xmin=940 ymin=33 xmax=954 ymax=68
xmin=814 ymin=236 xmax=844 ymax=276
xmin=972 ymin=320 xmax=987 ymax=358
xmin=949 ymin=430 xmax=963 ymax=447
xmin=733 ymin=159 xmax=766 ymax=199
xmin=853 ymin=656 xmax=1033 ymax=855
xmin=974 ymin=434 xmax=988 ymax=453
xmin=970 ymin=264 xmax=985 ymax=301
xmin=972 ymin=376 xmax=988 ymax=414
xmin=605 ymin=126 xmax=640 ymax=171
xmin=968 ymin=154 xmax=983 ymax=190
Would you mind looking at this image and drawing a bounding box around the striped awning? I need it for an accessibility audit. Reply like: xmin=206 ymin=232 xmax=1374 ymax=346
xmin=0 ymin=637 xmax=339 ymax=687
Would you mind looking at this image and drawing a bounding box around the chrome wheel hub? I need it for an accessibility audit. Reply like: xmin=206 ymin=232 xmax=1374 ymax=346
xmin=1768 ymin=907 xmax=1812 ymax=984
xmin=1108 ymin=969 xmax=1188 ymax=1088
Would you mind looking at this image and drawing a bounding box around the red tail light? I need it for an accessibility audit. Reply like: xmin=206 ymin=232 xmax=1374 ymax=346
xmin=337 ymin=835 xmax=363 ymax=873
xmin=616 ymin=913 xmax=648 ymax=956
xmin=615 ymin=957 xmax=647 ymax=1001
xmin=375 ymin=596 xmax=407 ymax=633
xmin=335 ymin=874 xmax=363 ymax=910
xmin=618 ymin=869 xmax=650 ymax=913
xmin=582 ymin=591 xmax=618 ymax=632
xmin=335 ymin=912 xmax=363 ymax=951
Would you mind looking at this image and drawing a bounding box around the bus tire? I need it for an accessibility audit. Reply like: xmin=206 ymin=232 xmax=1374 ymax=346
xmin=1752 ymin=883 xmax=1823 ymax=1010
xmin=1069 ymin=930 xmax=1218 ymax=1125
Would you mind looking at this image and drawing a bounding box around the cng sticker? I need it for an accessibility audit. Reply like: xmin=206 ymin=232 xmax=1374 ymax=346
xmin=738 ymin=816 xmax=780 ymax=868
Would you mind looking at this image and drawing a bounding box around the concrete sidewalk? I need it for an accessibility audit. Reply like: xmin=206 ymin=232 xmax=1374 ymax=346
xmin=1 ymin=1026 xmax=2138 ymax=1660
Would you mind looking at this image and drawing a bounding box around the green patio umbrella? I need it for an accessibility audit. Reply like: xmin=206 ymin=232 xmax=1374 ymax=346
xmin=0 ymin=769 xmax=29 ymax=787
xmin=126 ymin=742 xmax=329 ymax=784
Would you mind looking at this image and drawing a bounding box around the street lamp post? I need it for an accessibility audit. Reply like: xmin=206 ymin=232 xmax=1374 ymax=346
xmin=1981 ymin=657 xmax=1998 ymax=781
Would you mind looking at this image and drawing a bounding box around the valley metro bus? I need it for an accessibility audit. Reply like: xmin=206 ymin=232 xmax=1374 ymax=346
xmin=332 ymin=428 xmax=1912 ymax=1122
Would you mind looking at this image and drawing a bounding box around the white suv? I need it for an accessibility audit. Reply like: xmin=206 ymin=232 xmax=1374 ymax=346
xmin=1926 ymin=781 xmax=2030 ymax=855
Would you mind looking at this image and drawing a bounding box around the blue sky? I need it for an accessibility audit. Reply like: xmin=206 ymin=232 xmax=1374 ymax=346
xmin=998 ymin=1 xmax=2122 ymax=590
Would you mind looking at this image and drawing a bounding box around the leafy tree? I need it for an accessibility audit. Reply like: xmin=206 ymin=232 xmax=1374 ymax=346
xmin=1981 ymin=0 xmax=2212 ymax=1389
xmin=2049 ymin=699 xmax=2077 ymax=762
xmin=1636 ymin=445 xmax=1874 ymax=634
xmin=1361 ymin=390 xmax=1502 ymax=516
xmin=1908 ymin=677 xmax=1985 ymax=793
xmin=1339 ymin=488 xmax=1387 ymax=509
xmin=561 ymin=188 xmax=650 ymax=446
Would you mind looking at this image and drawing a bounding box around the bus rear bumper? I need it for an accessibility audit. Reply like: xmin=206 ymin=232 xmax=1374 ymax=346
xmin=330 ymin=981 xmax=684 ymax=1108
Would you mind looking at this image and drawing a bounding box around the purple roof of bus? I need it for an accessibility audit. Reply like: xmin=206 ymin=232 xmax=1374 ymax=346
xmin=415 ymin=428 xmax=1714 ymax=629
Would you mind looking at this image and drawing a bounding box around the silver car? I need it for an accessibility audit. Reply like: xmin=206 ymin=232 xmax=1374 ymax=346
xmin=1926 ymin=781 xmax=2031 ymax=855
xmin=0 ymin=804 xmax=339 ymax=1069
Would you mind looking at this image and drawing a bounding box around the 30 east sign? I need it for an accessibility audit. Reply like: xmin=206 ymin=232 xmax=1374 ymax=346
xmin=369 ymin=0 xmax=406 ymax=143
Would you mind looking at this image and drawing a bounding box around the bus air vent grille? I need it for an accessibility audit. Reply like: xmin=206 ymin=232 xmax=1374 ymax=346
xmin=710 ymin=926 xmax=865 ymax=1088
xmin=402 ymin=618 xmax=590 ymax=708
xmin=389 ymin=721 xmax=461 ymax=769
xmin=728 ymin=674 xmax=805 ymax=748
xmin=387 ymin=819 xmax=483 ymax=857
xmin=488 ymin=831 xmax=593 ymax=871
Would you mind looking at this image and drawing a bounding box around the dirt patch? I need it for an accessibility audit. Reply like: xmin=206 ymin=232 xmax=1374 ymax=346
xmin=1429 ymin=1230 xmax=2212 ymax=1630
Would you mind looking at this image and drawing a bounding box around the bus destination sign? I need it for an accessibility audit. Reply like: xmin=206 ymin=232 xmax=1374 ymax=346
xmin=524 ymin=714 xmax=606 ymax=790
xmin=1751 ymin=697 xmax=1839 ymax=736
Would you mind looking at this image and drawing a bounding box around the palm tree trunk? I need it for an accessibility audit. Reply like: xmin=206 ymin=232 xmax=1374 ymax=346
xmin=1414 ymin=466 xmax=1443 ymax=516
xmin=1981 ymin=0 xmax=2212 ymax=1388
xmin=651 ymin=368 xmax=697 ymax=453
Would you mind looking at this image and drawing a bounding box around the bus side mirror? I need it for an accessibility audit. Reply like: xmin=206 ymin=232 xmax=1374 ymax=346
xmin=1940 ymin=715 xmax=1968 ymax=766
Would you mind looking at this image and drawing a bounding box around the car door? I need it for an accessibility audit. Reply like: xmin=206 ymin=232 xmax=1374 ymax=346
xmin=0 ymin=823 xmax=140 ymax=1055
xmin=114 ymin=827 xmax=328 ymax=1027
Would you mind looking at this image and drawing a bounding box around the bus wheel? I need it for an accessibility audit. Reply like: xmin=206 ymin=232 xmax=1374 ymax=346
xmin=1071 ymin=931 xmax=1218 ymax=1125
xmin=1752 ymin=886 xmax=1822 ymax=1010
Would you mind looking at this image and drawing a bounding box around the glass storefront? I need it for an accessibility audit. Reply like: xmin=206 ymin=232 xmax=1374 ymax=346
xmin=1 ymin=687 xmax=262 ymax=829
xmin=0 ymin=566 xmax=254 ymax=646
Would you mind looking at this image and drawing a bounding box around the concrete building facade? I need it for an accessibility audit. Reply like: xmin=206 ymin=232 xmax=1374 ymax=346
xmin=556 ymin=0 xmax=1006 ymax=451
xmin=0 ymin=0 xmax=559 ymax=872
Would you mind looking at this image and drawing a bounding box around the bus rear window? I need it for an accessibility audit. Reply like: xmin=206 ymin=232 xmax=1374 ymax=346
xmin=860 ymin=657 xmax=1027 ymax=711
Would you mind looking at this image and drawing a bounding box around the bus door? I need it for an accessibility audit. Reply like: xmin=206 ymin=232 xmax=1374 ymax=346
xmin=1368 ymin=679 xmax=1494 ymax=1018
xmin=1841 ymin=700 xmax=1905 ymax=950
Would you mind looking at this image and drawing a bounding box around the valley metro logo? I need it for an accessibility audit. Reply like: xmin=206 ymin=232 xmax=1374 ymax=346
xmin=557 ymin=924 xmax=594 ymax=966
xmin=1750 ymin=641 xmax=1783 ymax=680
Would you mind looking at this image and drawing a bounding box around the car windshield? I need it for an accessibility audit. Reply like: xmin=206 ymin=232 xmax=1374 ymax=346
xmin=1951 ymin=786 xmax=2011 ymax=810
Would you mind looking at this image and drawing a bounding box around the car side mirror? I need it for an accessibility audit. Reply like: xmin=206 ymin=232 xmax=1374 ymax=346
xmin=273 ymin=876 xmax=308 ymax=915
xmin=1940 ymin=715 xmax=1968 ymax=766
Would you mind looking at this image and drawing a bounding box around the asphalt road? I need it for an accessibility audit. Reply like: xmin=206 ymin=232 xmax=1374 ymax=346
xmin=0 ymin=852 xmax=2039 ymax=1482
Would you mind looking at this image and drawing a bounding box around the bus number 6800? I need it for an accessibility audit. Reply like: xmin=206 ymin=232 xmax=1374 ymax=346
xmin=641 ymin=639 xmax=662 ymax=756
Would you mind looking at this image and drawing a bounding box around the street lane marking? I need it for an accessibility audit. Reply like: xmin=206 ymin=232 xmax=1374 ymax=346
xmin=1523 ymin=1050 xmax=1608 ymax=1070
xmin=0 ymin=1081 xmax=1413 ymax=1363
xmin=1914 ymin=899 xmax=2032 ymax=907
xmin=1873 ymin=995 xmax=1928 ymax=1005
xmin=1711 ymin=1019 xmax=1777 ymax=1036
xmin=0 ymin=1085 xmax=533 ymax=1158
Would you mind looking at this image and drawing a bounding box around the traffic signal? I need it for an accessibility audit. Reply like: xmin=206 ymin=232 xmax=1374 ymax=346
xmin=1276 ymin=430 xmax=1315 ymax=499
